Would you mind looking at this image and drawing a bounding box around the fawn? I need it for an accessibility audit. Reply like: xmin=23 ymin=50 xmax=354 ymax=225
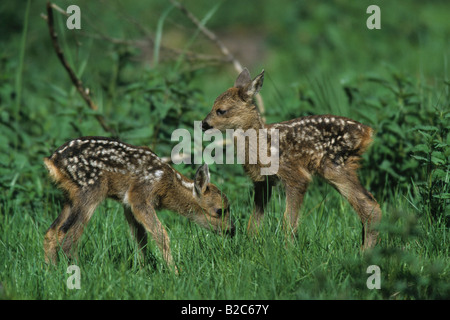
xmin=44 ymin=136 xmax=234 ymax=271
xmin=202 ymin=68 xmax=382 ymax=249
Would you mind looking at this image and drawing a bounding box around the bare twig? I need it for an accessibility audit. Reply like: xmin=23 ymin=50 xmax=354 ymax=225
xmin=45 ymin=1 xmax=116 ymax=136
xmin=50 ymin=3 xmax=68 ymax=16
xmin=81 ymin=32 xmax=228 ymax=65
xmin=169 ymin=0 xmax=266 ymax=119
xmin=169 ymin=0 xmax=241 ymax=71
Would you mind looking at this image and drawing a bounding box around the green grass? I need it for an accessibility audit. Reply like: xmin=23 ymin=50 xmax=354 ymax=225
xmin=0 ymin=0 xmax=449 ymax=300
xmin=1 ymin=182 xmax=448 ymax=300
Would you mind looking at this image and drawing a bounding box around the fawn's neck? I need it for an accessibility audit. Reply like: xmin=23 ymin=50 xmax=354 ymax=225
xmin=160 ymin=169 xmax=201 ymax=216
xmin=236 ymin=108 xmax=274 ymax=182
xmin=244 ymin=107 xmax=265 ymax=131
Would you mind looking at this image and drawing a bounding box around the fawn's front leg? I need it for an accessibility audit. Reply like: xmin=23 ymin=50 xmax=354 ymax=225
xmin=247 ymin=179 xmax=274 ymax=235
xmin=129 ymin=198 xmax=176 ymax=273
xmin=124 ymin=206 xmax=148 ymax=263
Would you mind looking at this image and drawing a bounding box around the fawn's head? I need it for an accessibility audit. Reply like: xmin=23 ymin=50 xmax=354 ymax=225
xmin=202 ymin=68 xmax=264 ymax=132
xmin=191 ymin=164 xmax=235 ymax=236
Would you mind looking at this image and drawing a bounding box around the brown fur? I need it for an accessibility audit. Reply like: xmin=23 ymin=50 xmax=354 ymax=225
xmin=202 ymin=69 xmax=381 ymax=249
xmin=44 ymin=137 xmax=234 ymax=272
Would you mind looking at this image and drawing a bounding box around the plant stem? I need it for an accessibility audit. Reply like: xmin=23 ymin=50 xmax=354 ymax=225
xmin=15 ymin=0 xmax=31 ymax=121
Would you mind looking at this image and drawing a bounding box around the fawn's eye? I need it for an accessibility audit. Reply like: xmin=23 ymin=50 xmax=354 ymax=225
xmin=215 ymin=208 xmax=224 ymax=216
xmin=216 ymin=109 xmax=227 ymax=116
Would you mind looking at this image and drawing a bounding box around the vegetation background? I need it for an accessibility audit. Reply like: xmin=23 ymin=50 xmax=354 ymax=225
xmin=0 ymin=0 xmax=448 ymax=300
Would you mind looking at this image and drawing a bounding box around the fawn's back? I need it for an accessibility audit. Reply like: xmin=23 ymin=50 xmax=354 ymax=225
xmin=45 ymin=137 xmax=164 ymax=197
xmin=271 ymin=114 xmax=373 ymax=174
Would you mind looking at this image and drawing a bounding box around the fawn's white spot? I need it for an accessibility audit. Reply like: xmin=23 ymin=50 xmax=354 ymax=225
xmin=181 ymin=180 xmax=194 ymax=190
xmin=154 ymin=170 xmax=163 ymax=180
xmin=123 ymin=190 xmax=130 ymax=205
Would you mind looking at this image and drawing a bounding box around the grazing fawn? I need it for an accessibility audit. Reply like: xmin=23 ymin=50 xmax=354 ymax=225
xmin=44 ymin=137 xmax=234 ymax=271
xmin=202 ymin=68 xmax=382 ymax=249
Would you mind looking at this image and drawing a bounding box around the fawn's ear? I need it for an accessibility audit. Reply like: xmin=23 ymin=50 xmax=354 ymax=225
xmin=239 ymin=69 xmax=264 ymax=102
xmin=194 ymin=164 xmax=210 ymax=196
xmin=234 ymin=68 xmax=252 ymax=88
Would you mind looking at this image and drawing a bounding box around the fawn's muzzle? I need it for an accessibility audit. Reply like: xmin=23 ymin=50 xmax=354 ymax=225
xmin=201 ymin=120 xmax=212 ymax=131
xmin=226 ymin=225 xmax=236 ymax=237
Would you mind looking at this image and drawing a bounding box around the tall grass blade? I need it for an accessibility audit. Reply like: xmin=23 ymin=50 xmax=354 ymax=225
xmin=153 ymin=5 xmax=174 ymax=67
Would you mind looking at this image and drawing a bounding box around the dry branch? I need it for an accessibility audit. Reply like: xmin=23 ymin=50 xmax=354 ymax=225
xmin=169 ymin=0 xmax=266 ymax=119
xmin=44 ymin=2 xmax=116 ymax=136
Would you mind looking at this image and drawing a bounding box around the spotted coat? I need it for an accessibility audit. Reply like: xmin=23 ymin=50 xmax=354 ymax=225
xmin=271 ymin=114 xmax=373 ymax=173
xmin=49 ymin=137 xmax=164 ymax=187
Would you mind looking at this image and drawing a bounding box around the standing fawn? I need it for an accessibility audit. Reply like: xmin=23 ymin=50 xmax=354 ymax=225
xmin=44 ymin=136 xmax=234 ymax=271
xmin=202 ymin=68 xmax=382 ymax=249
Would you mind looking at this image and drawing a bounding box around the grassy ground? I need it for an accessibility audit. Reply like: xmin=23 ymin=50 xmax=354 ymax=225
xmin=0 ymin=1 xmax=449 ymax=300
xmin=1 ymin=182 xmax=448 ymax=299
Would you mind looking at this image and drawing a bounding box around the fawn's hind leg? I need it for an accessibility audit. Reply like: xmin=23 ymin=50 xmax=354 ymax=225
xmin=321 ymin=159 xmax=382 ymax=249
xmin=44 ymin=203 xmax=71 ymax=264
xmin=44 ymin=191 xmax=103 ymax=263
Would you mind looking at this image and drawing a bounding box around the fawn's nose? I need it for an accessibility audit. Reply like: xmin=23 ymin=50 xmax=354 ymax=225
xmin=202 ymin=120 xmax=212 ymax=131
xmin=226 ymin=225 xmax=236 ymax=237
